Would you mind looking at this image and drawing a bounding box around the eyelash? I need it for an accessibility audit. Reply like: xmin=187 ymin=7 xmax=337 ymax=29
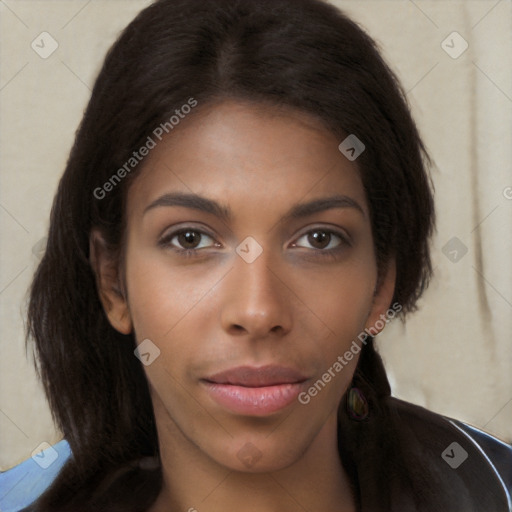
xmin=158 ymin=226 xmax=351 ymax=260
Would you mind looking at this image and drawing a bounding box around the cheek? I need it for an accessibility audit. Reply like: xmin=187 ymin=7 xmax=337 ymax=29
xmin=287 ymin=266 xmax=376 ymax=410
xmin=123 ymin=249 xmax=214 ymax=421
xmin=296 ymin=264 xmax=376 ymax=401
xmin=124 ymin=244 xmax=223 ymax=340
xmin=289 ymin=258 xmax=377 ymax=339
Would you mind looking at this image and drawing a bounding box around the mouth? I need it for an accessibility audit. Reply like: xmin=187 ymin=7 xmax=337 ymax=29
xmin=201 ymin=365 xmax=308 ymax=416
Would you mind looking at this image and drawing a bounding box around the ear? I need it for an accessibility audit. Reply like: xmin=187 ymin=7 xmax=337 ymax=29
xmin=89 ymin=228 xmax=133 ymax=335
xmin=364 ymin=258 xmax=397 ymax=335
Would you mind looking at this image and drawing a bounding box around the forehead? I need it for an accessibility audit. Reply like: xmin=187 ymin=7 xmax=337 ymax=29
xmin=126 ymin=101 xmax=368 ymax=218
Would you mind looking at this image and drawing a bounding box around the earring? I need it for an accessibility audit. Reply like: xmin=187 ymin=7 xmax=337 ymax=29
xmin=346 ymin=386 xmax=369 ymax=420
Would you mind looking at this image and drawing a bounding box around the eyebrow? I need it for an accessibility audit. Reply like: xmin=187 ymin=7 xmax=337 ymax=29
xmin=143 ymin=192 xmax=365 ymax=221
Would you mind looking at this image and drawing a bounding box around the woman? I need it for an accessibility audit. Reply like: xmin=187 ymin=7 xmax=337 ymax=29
xmin=2 ymin=0 xmax=510 ymax=510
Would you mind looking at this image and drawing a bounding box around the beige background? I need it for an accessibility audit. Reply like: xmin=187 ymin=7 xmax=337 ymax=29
xmin=0 ymin=0 xmax=511 ymax=471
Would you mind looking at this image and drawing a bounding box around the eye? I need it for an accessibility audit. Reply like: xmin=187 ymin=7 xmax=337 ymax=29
xmin=292 ymin=228 xmax=350 ymax=251
xmin=158 ymin=227 xmax=219 ymax=254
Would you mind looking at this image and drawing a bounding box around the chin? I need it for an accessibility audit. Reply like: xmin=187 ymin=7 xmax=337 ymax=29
xmin=208 ymin=435 xmax=306 ymax=473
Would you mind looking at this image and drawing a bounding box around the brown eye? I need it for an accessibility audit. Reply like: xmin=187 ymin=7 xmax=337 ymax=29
xmin=159 ymin=227 xmax=218 ymax=253
xmin=177 ymin=230 xmax=202 ymax=249
xmin=307 ymin=230 xmax=332 ymax=249
xmin=294 ymin=229 xmax=347 ymax=251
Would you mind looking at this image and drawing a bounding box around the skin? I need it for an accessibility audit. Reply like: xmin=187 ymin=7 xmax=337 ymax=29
xmin=91 ymin=100 xmax=396 ymax=512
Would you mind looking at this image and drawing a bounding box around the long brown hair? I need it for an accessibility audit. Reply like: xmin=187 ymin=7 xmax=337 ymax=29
xmin=26 ymin=0 xmax=438 ymax=509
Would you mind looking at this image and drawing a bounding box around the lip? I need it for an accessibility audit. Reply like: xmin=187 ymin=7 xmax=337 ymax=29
xmin=201 ymin=365 xmax=308 ymax=416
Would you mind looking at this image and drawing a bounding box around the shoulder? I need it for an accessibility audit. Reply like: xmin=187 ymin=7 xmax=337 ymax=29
xmin=388 ymin=396 xmax=512 ymax=511
xmin=0 ymin=440 xmax=72 ymax=512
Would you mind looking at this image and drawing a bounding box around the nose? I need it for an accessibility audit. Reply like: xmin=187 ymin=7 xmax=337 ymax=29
xmin=220 ymin=249 xmax=293 ymax=340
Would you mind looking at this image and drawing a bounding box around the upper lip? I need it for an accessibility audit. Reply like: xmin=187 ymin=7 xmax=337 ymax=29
xmin=203 ymin=365 xmax=308 ymax=387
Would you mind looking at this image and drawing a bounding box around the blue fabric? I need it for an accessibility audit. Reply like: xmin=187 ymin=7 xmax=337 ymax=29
xmin=0 ymin=440 xmax=71 ymax=512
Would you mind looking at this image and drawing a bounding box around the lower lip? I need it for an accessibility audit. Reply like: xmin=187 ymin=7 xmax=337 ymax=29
xmin=202 ymin=381 xmax=304 ymax=416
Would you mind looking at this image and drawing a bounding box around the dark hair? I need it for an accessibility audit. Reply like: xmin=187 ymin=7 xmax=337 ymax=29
xmin=26 ymin=0 xmax=437 ymax=510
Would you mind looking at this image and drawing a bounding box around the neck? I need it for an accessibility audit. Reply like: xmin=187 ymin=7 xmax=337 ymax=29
xmin=148 ymin=397 xmax=357 ymax=512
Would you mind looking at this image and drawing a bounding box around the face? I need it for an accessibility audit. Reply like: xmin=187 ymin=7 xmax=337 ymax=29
xmin=93 ymin=100 xmax=395 ymax=473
